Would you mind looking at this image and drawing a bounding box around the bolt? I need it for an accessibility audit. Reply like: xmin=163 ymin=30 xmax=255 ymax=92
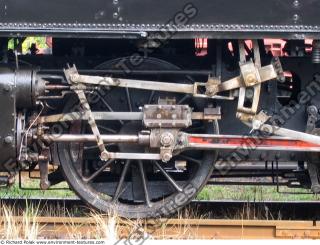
xmin=293 ymin=14 xmax=299 ymax=22
xmin=70 ymin=74 xmax=80 ymax=82
xmin=172 ymin=114 xmax=177 ymax=119
xmin=3 ymin=84 xmax=11 ymax=92
xmin=140 ymin=32 xmax=148 ymax=38
xmin=4 ymin=136 xmax=13 ymax=144
xmin=113 ymin=0 xmax=118 ymax=4
xmin=157 ymin=113 xmax=162 ymax=119
xmin=100 ymin=150 xmax=109 ymax=161
xmin=293 ymin=0 xmax=299 ymax=8
xmin=206 ymin=86 xmax=218 ymax=96
xmin=308 ymin=105 xmax=318 ymax=115
xmin=245 ymin=88 xmax=254 ymax=99
xmin=160 ymin=132 xmax=174 ymax=146
xmin=162 ymin=152 xmax=172 ymax=162
xmin=245 ymin=74 xmax=256 ymax=85
xmin=113 ymin=12 xmax=119 ymax=19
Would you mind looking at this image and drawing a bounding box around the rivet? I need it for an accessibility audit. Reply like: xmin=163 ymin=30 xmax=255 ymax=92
xmin=293 ymin=0 xmax=299 ymax=8
xmin=4 ymin=136 xmax=13 ymax=144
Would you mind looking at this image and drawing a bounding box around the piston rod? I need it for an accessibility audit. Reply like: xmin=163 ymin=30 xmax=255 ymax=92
xmin=40 ymin=134 xmax=149 ymax=144
xmin=41 ymin=133 xmax=320 ymax=152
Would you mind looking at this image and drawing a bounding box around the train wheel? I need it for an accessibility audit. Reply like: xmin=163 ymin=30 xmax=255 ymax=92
xmin=57 ymin=57 xmax=218 ymax=218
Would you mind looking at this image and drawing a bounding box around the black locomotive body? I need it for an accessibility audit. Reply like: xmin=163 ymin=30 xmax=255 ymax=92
xmin=0 ymin=0 xmax=320 ymax=217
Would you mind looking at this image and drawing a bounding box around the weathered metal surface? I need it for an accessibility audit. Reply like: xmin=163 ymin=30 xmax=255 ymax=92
xmin=143 ymin=104 xmax=192 ymax=128
xmin=0 ymin=68 xmax=16 ymax=172
xmin=0 ymin=0 xmax=319 ymax=38
xmin=0 ymin=68 xmax=45 ymax=171
xmin=0 ymin=216 xmax=319 ymax=239
xmin=186 ymin=134 xmax=320 ymax=152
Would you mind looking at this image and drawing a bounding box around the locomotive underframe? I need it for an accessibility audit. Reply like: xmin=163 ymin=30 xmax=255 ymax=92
xmin=0 ymin=43 xmax=319 ymax=171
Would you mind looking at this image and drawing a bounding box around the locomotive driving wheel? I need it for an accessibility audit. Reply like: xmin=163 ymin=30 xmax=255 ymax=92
xmin=57 ymin=57 xmax=218 ymax=218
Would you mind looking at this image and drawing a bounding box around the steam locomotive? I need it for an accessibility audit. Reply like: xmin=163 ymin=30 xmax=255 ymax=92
xmin=0 ymin=0 xmax=320 ymax=217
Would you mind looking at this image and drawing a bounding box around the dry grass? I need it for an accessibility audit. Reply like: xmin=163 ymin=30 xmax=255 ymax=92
xmin=0 ymin=203 xmax=40 ymax=239
xmin=0 ymin=203 xmax=203 ymax=239
xmin=0 ymin=201 xmax=282 ymax=239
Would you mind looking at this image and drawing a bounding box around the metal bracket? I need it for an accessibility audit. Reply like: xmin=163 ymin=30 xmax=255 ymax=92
xmin=143 ymin=104 xmax=192 ymax=128
xmin=39 ymin=148 xmax=50 ymax=190
xmin=64 ymin=66 xmax=109 ymax=161
xmin=305 ymin=105 xmax=320 ymax=193
xmin=236 ymin=40 xmax=262 ymax=121
xmin=236 ymin=41 xmax=284 ymax=124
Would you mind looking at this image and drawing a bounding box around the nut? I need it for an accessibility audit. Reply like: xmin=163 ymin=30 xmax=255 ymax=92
xmin=100 ymin=150 xmax=109 ymax=161
xmin=161 ymin=152 xmax=172 ymax=162
xmin=4 ymin=136 xmax=13 ymax=144
xmin=160 ymin=132 xmax=174 ymax=147
xmin=245 ymin=74 xmax=256 ymax=85
xmin=70 ymin=74 xmax=80 ymax=82
xmin=205 ymin=77 xmax=220 ymax=96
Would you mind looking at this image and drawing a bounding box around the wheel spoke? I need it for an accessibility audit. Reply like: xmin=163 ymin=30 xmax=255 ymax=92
xmin=83 ymin=159 xmax=114 ymax=182
xmin=84 ymin=143 xmax=116 ymax=151
xmin=138 ymin=160 xmax=152 ymax=207
xmin=153 ymin=161 xmax=182 ymax=192
xmin=112 ymin=160 xmax=131 ymax=202
xmin=147 ymin=91 xmax=155 ymax=104
xmin=177 ymin=94 xmax=190 ymax=105
xmin=97 ymin=94 xmax=124 ymax=125
xmin=125 ymin=88 xmax=133 ymax=112
xmin=180 ymin=154 xmax=201 ymax=165
xmin=96 ymin=125 xmax=117 ymax=134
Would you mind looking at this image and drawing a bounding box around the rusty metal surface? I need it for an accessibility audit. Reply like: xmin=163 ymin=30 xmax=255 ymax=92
xmin=0 ymin=216 xmax=319 ymax=239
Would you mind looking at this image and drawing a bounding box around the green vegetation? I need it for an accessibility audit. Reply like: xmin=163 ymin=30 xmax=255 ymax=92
xmin=0 ymin=177 xmax=75 ymax=199
xmin=2 ymin=177 xmax=319 ymax=201
xmin=197 ymin=185 xmax=320 ymax=201
xmin=8 ymin=37 xmax=48 ymax=54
